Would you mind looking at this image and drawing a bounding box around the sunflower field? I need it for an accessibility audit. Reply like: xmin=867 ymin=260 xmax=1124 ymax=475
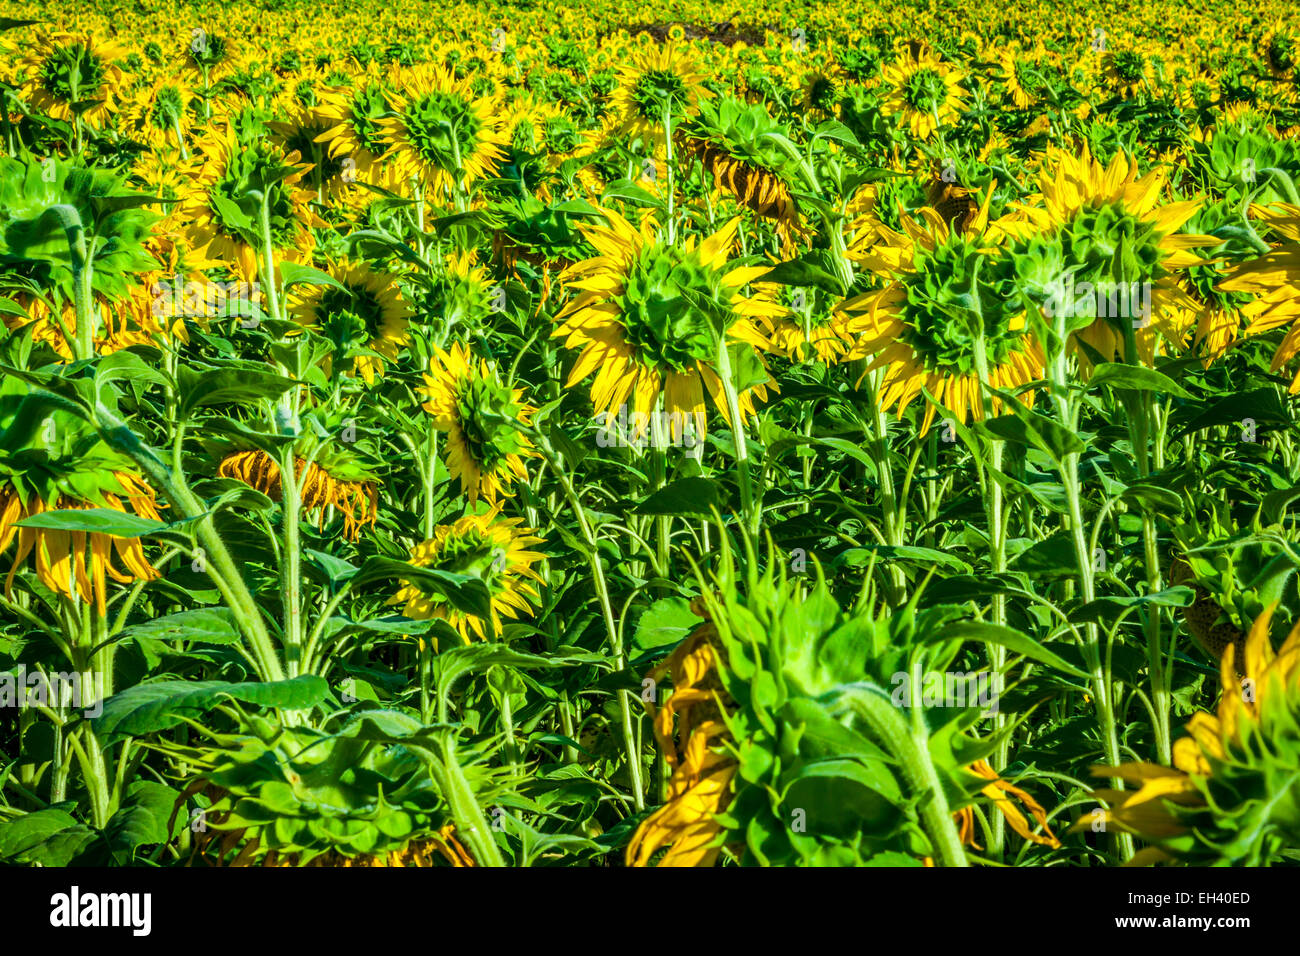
xmin=1 ymin=0 xmax=1300 ymax=873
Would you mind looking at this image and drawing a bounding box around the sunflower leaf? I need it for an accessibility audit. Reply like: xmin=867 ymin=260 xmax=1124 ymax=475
xmin=14 ymin=507 xmax=169 ymax=537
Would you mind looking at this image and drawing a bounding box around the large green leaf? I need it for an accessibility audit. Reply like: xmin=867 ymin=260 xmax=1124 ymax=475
xmin=929 ymin=621 xmax=1091 ymax=679
xmin=115 ymin=608 xmax=240 ymax=646
xmin=1088 ymin=362 xmax=1192 ymax=399
xmin=15 ymin=508 xmax=168 ymax=537
xmin=177 ymin=366 xmax=297 ymax=419
xmin=634 ymin=477 xmax=722 ymax=516
xmin=633 ymin=597 xmax=702 ymax=650
xmin=92 ymin=675 xmax=328 ymax=736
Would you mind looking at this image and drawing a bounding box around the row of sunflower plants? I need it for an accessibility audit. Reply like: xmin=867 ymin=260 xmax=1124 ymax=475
xmin=1 ymin=5 xmax=1300 ymax=867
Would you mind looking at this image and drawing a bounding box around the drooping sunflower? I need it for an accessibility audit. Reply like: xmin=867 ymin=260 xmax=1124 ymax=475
xmin=627 ymin=607 xmax=737 ymax=867
xmin=677 ymin=96 xmax=804 ymax=235
xmin=0 ymin=470 xmax=162 ymax=618
xmin=20 ymin=32 xmax=127 ymax=127
xmin=1006 ymin=143 xmax=1217 ymax=370
xmin=419 ymin=343 xmax=538 ymax=505
xmin=179 ymin=130 xmax=324 ymax=280
xmin=389 ymin=510 xmax=545 ymax=644
xmin=840 ymin=190 xmax=1046 ymax=432
xmin=1088 ymin=603 xmax=1300 ymax=865
xmin=289 ymin=260 xmax=411 ymax=384
xmin=378 ymin=65 xmax=507 ymax=204
xmin=950 ymin=760 xmax=1062 ymax=853
xmin=553 ymin=211 xmax=781 ymax=442
xmin=605 ymin=42 xmax=712 ymax=149
xmin=879 ymin=45 xmax=967 ymax=141
xmin=217 ymin=443 xmax=379 ymax=542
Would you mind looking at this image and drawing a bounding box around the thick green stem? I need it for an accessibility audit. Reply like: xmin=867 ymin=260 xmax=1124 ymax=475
xmin=846 ymin=681 xmax=968 ymax=867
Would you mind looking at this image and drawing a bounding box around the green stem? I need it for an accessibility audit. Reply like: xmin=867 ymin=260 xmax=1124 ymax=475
xmin=715 ymin=331 xmax=758 ymax=535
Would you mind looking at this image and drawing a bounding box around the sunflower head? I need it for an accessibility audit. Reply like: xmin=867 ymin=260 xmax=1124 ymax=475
xmin=213 ymin=416 xmax=381 ymax=541
xmin=1006 ymin=144 xmax=1216 ymax=366
xmin=419 ymin=343 xmax=538 ymax=505
xmin=290 ymin=260 xmax=412 ymax=384
xmin=1103 ymin=50 xmax=1151 ymax=97
xmin=607 ymin=43 xmax=712 ymax=147
xmin=554 ymin=212 xmax=779 ymax=438
xmin=845 ymin=197 xmax=1044 ymax=430
xmin=879 ymin=46 xmax=968 ymax=141
xmin=390 ymin=510 xmax=544 ymax=643
xmin=21 ymin=32 xmax=127 ymax=126
xmin=181 ymin=130 xmax=322 ymax=279
xmin=379 ymin=66 xmax=506 ymax=202
xmin=679 ymin=96 xmax=803 ymax=230
xmin=1090 ymin=604 xmax=1300 ymax=865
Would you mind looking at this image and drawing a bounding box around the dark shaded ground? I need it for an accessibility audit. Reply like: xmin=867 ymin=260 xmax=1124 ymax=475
xmin=617 ymin=17 xmax=770 ymax=47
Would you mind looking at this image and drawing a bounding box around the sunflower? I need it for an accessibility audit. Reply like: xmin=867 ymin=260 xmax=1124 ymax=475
xmin=1264 ymin=29 xmax=1297 ymax=79
xmin=1088 ymin=604 xmax=1300 ymax=865
xmin=879 ymin=45 xmax=967 ymax=141
xmin=389 ymin=510 xmax=545 ymax=644
xmin=418 ymin=343 xmax=538 ymax=505
xmin=1218 ymin=203 xmax=1300 ymax=390
xmin=20 ymin=32 xmax=127 ymax=127
xmin=269 ymin=101 xmax=362 ymax=203
xmin=123 ymin=77 xmax=196 ymax=154
xmin=627 ymin=609 xmax=737 ymax=867
xmin=289 ymin=260 xmax=411 ymax=384
xmin=315 ymin=76 xmax=393 ymax=189
xmin=553 ymin=211 xmax=781 ymax=442
xmin=995 ymin=45 xmax=1044 ymax=109
xmin=378 ymin=65 xmax=507 ymax=204
xmin=1170 ymin=202 xmax=1282 ymax=368
xmin=1006 ymin=143 xmax=1217 ymax=371
xmin=183 ymin=28 xmax=237 ymax=83
xmin=217 ymin=449 xmax=378 ymax=541
xmin=605 ymin=42 xmax=712 ymax=149
xmin=678 ymin=96 xmax=803 ymax=235
xmin=800 ymin=66 xmax=843 ymax=117
xmin=133 ymin=148 xmax=192 ymax=208
xmin=1 ymin=464 xmax=161 ymax=619
xmin=760 ymin=282 xmax=859 ymax=364
xmin=951 ymin=760 xmax=1062 ymax=852
xmin=1102 ymin=50 xmax=1153 ymax=99
xmin=179 ymin=130 xmax=324 ymax=280
xmin=501 ymin=97 xmax=585 ymax=197
xmin=419 ymin=251 xmax=498 ymax=338
xmin=840 ymin=190 xmax=1046 ymax=432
